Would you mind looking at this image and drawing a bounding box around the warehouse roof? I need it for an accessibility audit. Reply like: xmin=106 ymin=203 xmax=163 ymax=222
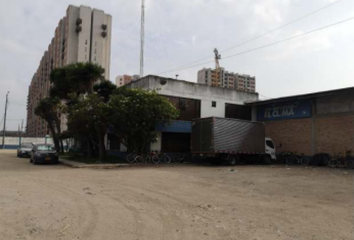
xmin=247 ymin=86 xmax=354 ymax=106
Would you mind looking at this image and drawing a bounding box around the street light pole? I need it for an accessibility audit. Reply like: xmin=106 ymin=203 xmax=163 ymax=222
xmin=2 ymin=91 xmax=9 ymax=149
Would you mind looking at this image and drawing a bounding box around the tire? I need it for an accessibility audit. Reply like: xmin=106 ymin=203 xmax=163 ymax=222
xmin=301 ymin=157 xmax=310 ymax=165
xmin=126 ymin=154 xmax=136 ymax=164
xmin=328 ymin=159 xmax=337 ymax=168
xmin=264 ymin=155 xmax=272 ymax=165
xmin=33 ymin=158 xmax=38 ymax=165
xmin=135 ymin=155 xmax=144 ymax=164
xmin=163 ymin=154 xmax=171 ymax=164
xmin=286 ymin=155 xmax=296 ymax=165
xmin=226 ymin=155 xmax=238 ymax=166
xmin=177 ymin=155 xmax=185 ymax=163
xmin=152 ymin=156 xmax=160 ymax=164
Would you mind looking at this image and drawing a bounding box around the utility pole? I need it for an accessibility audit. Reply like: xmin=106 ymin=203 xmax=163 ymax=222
xmin=140 ymin=0 xmax=145 ymax=78
xmin=2 ymin=91 xmax=9 ymax=149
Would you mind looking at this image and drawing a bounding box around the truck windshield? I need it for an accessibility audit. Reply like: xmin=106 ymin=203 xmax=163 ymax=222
xmin=266 ymin=140 xmax=274 ymax=149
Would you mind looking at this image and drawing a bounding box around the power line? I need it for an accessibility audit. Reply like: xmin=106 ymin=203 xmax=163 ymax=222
xmin=156 ymin=16 xmax=354 ymax=75
xmin=158 ymin=0 xmax=346 ymax=72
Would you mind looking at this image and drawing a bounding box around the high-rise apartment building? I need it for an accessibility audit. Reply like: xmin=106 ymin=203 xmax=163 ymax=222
xmin=115 ymin=75 xmax=140 ymax=87
xmin=26 ymin=5 xmax=112 ymax=137
xmin=197 ymin=68 xmax=256 ymax=92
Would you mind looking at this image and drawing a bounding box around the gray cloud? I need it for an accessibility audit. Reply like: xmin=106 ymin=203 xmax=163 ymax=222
xmin=1 ymin=0 xmax=354 ymax=130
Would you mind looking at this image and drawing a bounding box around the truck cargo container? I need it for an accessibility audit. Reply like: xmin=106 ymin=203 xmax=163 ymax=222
xmin=191 ymin=117 xmax=276 ymax=165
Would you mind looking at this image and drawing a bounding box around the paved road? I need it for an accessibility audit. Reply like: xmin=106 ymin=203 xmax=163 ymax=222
xmin=0 ymin=150 xmax=353 ymax=240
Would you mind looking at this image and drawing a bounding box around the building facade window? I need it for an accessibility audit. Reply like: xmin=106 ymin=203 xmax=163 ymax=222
xmin=212 ymin=101 xmax=216 ymax=107
xmin=163 ymin=95 xmax=201 ymax=121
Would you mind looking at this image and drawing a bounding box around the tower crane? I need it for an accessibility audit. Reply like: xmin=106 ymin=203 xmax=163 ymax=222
xmin=214 ymin=48 xmax=221 ymax=87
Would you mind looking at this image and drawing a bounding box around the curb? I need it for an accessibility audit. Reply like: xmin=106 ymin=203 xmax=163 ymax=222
xmin=59 ymin=159 xmax=166 ymax=169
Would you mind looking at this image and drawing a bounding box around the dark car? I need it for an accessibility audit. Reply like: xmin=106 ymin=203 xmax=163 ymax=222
xmin=17 ymin=142 xmax=34 ymax=158
xmin=30 ymin=144 xmax=59 ymax=164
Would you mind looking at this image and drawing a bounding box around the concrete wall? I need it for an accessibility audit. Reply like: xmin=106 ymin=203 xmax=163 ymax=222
xmin=0 ymin=137 xmax=53 ymax=149
xmin=91 ymin=9 xmax=112 ymax=79
xmin=77 ymin=6 xmax=92 ymax=63
xmin=129 ymin=76 xmax=258 ymax=119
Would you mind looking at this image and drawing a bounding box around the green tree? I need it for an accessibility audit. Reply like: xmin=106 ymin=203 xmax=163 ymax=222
xmin=109 ymin=88 xmax=179 ymax=153
xmin=50 ymin=62 xmax=105 ymax=99
xmin=67 ymin=94 xmax=111 ymax=161
xmin=93 ymin=80 xmax=117 ymax=103
xmin=34 ymin=97 xmax=61 ymax=152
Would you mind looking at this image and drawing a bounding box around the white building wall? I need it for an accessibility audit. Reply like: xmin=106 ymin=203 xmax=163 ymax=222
xmin=77 ymin=6 xmax=92 ymax=63
xmin=66 ymin=5 xmax=79 ymax=64
xmin=91 ymin=9 xmax=112 ymax=79
xmin=129 ymin=76 xmax=258 ymax=118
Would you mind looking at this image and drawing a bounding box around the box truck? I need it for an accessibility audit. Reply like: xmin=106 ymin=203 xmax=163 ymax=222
xmin=191 ymin=117 xmax=276 ymax=165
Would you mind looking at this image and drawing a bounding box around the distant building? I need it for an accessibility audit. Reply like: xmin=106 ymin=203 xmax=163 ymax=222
xmin=197 ymin=68 xmax=256 ymax=92
xmin=115 ymin=74 xmax=140 ymax=87
xmin=26 ymin=5 xmax=112 ymax=137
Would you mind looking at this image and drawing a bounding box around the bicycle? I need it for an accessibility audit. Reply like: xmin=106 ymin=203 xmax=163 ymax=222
xmin=328 ymin=151 xmax=354 ymax=169
xmin=158 ymin=152 xmax=172 ymax=164
xmin=172 ymin=153 xmax=188 ymax=163
xmin=135 ymin=152 xmax=160 ymax=164
xmin=282 ymin=152 xmax=310 ymax=165
xmin=126 ymin=153 xmax=137 ymax=164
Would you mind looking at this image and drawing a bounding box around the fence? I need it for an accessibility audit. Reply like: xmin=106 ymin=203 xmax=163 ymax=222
xmin=0 ymin=137 xmax=53 ymax=149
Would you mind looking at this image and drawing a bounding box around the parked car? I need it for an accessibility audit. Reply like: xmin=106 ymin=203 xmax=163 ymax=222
xmin=30 ymin=144 xmax=59 ymax=165
xmin=17 ymin=142 xmax=35 ymax=158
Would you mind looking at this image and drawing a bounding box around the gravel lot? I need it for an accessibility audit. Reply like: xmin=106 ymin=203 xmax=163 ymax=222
xmin=0 ymin=150 xmax=353 ymax=240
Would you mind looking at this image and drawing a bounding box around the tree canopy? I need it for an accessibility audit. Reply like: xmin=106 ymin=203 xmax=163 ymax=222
xmin=35 ymin=62 xmax=178 ymax=161
xmin=109 ymin=88 xmax=179 ymax=153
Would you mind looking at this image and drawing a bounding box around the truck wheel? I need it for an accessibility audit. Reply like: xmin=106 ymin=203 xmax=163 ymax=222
xmin=286 ymin=156 xmax=296 ymax=165
xmin=228 ymin=156 xmax=238 ymax=166
xmin=264 ymin=155 xmax=272 ymax=165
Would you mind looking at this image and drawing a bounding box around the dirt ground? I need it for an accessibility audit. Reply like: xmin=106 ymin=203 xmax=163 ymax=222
xmin=0 ymin=150 xmax=353 ymax=240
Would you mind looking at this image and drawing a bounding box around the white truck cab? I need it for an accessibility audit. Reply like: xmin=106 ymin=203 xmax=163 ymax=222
xmin=265 ymin=137 xmax=276 ymax=160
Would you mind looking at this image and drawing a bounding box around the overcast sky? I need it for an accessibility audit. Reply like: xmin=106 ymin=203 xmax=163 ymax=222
xmin=1 ymin=0 xmax=354 ymax=130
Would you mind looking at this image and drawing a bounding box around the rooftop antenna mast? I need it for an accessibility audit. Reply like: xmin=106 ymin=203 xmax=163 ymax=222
xmin=140 ymin=0 xmax=145 ymax=78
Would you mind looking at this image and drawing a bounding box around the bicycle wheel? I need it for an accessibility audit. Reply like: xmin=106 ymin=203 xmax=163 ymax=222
xmin=177 ymin=154 xmax=186 ymax=163
xmin=163 ymin=154 xmax=172 ymax=164
xmin=286 ymin=155 xmax=296 ymax=165
xmin=301 ymin=157 xmax=310 ymax=165
xmin=328 ymin=159 xmax=338 ymax=168
xmin=126 ymin=154 xmax=136 ymax=164
xmin=145 ymin=156 xmax=152 ymax=164
xmin=135 ymin=155 xmax=144 ymax=164
xmin=152 ymin=156 xmax=160 ymax=164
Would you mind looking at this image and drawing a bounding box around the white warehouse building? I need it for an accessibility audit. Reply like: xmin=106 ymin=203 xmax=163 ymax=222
xmin=108 ymin=75 xmax=259 ymax=153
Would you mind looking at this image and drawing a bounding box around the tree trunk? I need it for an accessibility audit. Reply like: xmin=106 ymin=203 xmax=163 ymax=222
xmin=97 ymin=128 xmax=106 ymax=161
xmin=87 ymin=139 xmax=92 ymax=159
xmin=59 ymin=140 xmax=64 ymax=153
xmin=48 ymin=122 xmax=60 ymax=152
